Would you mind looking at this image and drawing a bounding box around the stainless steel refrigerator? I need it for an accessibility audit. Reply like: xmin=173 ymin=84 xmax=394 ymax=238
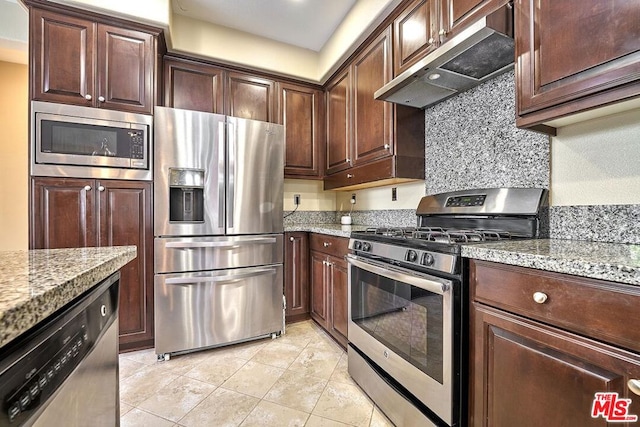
xmin=153 ymin=106 xmax=284 ymax=360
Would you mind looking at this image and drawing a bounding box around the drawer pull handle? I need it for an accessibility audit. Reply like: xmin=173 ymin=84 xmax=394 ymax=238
xmin=533 ymin=292 xmax=548 ymax=304
xmin=629 ymin=380 xmax=640 ymax=396
xmin=323 ymin=242 xmax=331 ymax=247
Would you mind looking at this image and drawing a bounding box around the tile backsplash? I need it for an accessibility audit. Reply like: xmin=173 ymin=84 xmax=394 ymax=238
xmin=424 ymin=71 xmax=550 ymax=195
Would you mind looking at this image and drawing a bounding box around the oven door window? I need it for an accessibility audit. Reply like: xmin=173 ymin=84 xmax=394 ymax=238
xmin=351 ymin=265 xmax=444 ymax=384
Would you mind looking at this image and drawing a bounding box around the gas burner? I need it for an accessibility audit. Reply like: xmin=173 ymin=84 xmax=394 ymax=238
xmin=364 ymin=227 xmax=417 ymax=238
xmin=411 ymin=228 xmax=513 ymax=244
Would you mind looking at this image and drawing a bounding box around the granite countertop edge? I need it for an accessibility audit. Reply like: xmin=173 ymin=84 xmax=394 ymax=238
xmin=0 ymin=246 xmax=137 ymax=349
xmin=285 ymin=223 xmax=369 ymax=238
xmin=462 ymin=239 xmax=640 ymax=286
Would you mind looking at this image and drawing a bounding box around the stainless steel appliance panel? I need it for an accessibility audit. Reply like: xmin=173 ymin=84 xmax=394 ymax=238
xmin=348 ymin=347 xmax=437 ymax=427
xmin=31 ymin=100 xmax=152 ymax=181
xmin=226 ymin=117 xmax=284 ymax=235
xmin=154 ymin=234 xmax=284 ymax=274
xmin=154 ymin=107 xmax=226 ymax=237
xmin=348 ymin=255 xmax=454 ymax=425
xmin=29 ymin=320 xmax=119 ymax=427
xmin=154 ymin=265 xmax=284 ymax=355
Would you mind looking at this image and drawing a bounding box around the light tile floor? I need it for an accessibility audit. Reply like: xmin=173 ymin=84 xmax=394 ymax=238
xmin=119 ymin=320 xmax=395 ymax=427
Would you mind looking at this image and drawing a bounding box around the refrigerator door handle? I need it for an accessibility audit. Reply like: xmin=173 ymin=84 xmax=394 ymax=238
xmin=227 ymin=120 xmax=236 ymax=230
xmin=164 ymin=267 xmax=277 ymax=285
xmin=218 ymin=120 xmax=226 ymax=227
xmin=164 ymin=237 xmax=277 ymax=249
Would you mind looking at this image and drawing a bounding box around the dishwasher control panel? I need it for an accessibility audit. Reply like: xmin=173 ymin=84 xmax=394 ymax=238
xmin=0 ymin=275 xmax=118 ymax=426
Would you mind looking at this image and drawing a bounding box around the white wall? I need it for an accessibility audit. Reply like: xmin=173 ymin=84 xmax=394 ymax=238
xmin=284 ymin=179 xmax=336 ymax=211
xmin=0 ymin=60 xmax=28 ymax=250
xmin=550 ymin=109 xmax=640 ymax=206
xmin=47 ymin=0 xmax=171 ymax=27
xmin=334 ymin=181 xmax=425 ymax=211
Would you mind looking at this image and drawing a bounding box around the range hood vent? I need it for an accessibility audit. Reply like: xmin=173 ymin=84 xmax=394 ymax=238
xmin=375 ymin=6 xmax=514 ymax=109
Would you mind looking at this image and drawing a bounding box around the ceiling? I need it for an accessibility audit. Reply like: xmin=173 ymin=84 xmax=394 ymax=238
xmin=171 ymin=0 xmax=358 ymax=52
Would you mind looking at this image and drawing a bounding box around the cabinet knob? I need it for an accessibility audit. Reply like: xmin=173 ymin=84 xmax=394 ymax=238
xmin=384 ymin=143 xmax=390 ymax=150
xmin=346 ymin=158 xmax=351 ymax=163
xmin=85 ymin=94 xmax=92 ymax=101
xmin=532 ymin=292 xmax=548 ymax=304
xmin=323 ymin=242 xmax=331 ymax=247
xmin=347 ymin=173 xmax=354 ymax=178
xmin=98 ymin=185 xmax=105 ymax=192
xmin=289 ymin=236 xmax=295 ymax=242
xmin=628 ymin=379 xmax=640 ymax=396
xmin=428 ymin=37 xmax=435 ymax=44
xmin=98 ymin=96 xmax=105 ymax=103
xmin=439 ymin=29 xmax=447 ymax=36
xmin=84 ymin=185 xmax=91 ymax=191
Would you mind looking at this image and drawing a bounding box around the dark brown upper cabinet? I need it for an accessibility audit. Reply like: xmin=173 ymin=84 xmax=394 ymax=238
xmin=515 ymin=0 xmax=640 ymax=134
xmin=325 ymin=67 xmax=352 ymax=176
xmin=279 ymin=82 xmax=325 ymax=179
xmin=226 ymin=71 xmax=276 ymax=123
xmin=163 ymin=57 xmax=225 ymax=114
xmin=30 ymin=8 xmax=156 ymax=114
xmin=439 ymin=0 xmax=508 ymax=42
xmin=393 ymin=0 xmax=439 ymax=76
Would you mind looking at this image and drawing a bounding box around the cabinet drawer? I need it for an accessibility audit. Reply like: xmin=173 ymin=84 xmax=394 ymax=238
xmin=310 ymin=234 xmax=348 ymax=258
xmin=471 ymin=260 xmax=640 ymax=353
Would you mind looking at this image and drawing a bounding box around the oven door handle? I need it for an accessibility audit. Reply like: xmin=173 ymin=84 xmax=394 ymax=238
xmin=346 ymin=254 xmax=451 ymax=295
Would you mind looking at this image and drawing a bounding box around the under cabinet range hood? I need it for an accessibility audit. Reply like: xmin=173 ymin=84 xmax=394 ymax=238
xmin=375 ymin=5 xmax=514 ymax=109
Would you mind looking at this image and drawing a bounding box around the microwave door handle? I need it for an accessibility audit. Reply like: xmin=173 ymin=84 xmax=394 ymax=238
xmin=346 ymin=255 xmax=451 ymax=295
xmin=165 ymin=267 xmax=277 ymax=285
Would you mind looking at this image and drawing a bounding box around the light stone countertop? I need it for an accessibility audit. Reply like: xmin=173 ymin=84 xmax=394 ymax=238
xmin=0 ymin=246 xmax=137 ymax=349
xmin=285 ymin=224 xmax=370 ymax=238
xmin=462 ymin=239 xmax=640 ymax=285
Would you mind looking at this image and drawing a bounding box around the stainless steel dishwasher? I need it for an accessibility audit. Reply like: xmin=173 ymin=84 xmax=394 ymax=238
xmin=0 ymin=273 xmax=120 ymax=427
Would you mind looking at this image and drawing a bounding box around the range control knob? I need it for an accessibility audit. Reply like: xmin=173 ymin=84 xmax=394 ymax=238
xmin=353 ymin=241 xmax=362 ymax=251
xmin=422 ymin=253 xmax=435 ymax=266
xmin=406 ymin=250 xmax=418 ymax=262
xmin=362 ymin=242 xmax=372 ymax=252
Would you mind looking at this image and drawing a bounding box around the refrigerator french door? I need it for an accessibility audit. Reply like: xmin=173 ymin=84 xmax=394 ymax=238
xmin=153 ymin=106 xmax=284 ymax=359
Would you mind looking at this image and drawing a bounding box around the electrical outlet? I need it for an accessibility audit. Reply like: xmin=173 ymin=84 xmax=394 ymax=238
xmin=392 ymin=187 xmax=397 ymax=201
xmin=351 ymin=193 xmax=356 ymax=204
xmin=293 ymin=194 xmax=301 ymax=206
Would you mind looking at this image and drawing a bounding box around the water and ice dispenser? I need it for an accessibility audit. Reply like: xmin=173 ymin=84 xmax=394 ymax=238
xmin=169 ymin=168 xmax=204 ymax=222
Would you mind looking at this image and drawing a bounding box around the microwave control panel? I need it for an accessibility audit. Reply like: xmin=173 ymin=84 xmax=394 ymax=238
xmin=129 ymin=130 xmax=145 ymax=160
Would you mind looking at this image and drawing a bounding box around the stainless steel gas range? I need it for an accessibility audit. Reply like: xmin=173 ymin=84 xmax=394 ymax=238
xmin=346 ymin=188 xmax=548 ymax=427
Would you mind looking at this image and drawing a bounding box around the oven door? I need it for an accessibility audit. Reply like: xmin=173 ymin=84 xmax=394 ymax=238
xmin=347 ymin=254 xmax=454 ymax=425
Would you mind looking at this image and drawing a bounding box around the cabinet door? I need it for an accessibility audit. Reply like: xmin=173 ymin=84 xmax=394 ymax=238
xmin=279 ymin=82 xmax=324 ymax=179
xmin=284 ymin=232 xmax=310 ymax=321
xmin=97 ymin=24 xmax=154 ymax=114
xmin=310 ymin=251 xmax=329 ymax=329
xmin=394 ymin=0 xmax=438 ymax=76
xmin=325 ymin=68 xmax=351 ymax=175
xmin=31 ymin=177 xmax=97 ymax=249
xmin=471 ymin=303 xmax=640 ymax=427
xmin=226 ymin=72 xmax=275 ymax=122
xmin=163 ymin=57 xmax=225 ymax=114
xmin=30 ymin=9 xmax=95 ymax=106
xmin=352 ymin=26 xmax=393 ymax=167
xmin=440 ymin=0 xmax=505 ymax=42
xmin=97 ymin=180 xmax=153 ymax=350
xmin=329 ymin=256 xmax=348 ymax=347
xmin=516 ymin=0 xmax=640 ymax=120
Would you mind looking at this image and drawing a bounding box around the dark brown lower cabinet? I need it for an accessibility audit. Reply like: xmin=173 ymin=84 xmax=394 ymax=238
xmin=309 ymin=234 xmax=349 ymax=348
xmin=469 ymin=260 xmax=640 ymax=426
xmin=31 ymin=177 xmax=153 ymax=351
xmin=284 ymin=232 xmax=310 ymax=322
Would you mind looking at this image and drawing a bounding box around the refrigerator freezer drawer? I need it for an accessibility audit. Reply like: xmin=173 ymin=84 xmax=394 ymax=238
xmin=154 ymin=234 xmax=284 ymax=274
xmin=154 ymin=264 xmax=284 ymax=355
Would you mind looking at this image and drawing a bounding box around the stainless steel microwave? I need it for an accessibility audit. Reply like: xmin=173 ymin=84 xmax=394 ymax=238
xmin=31 ymin=101 xmax=153 ymax=181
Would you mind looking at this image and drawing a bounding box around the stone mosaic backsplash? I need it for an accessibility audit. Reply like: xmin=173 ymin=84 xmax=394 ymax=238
xmin=423 ymin=71 xmax=550 ymax=195
xmin=550 ymin=205 xmax=640 ymax=244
